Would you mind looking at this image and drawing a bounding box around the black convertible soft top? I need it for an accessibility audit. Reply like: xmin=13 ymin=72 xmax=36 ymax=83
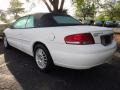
xmin=32 ymin=13 xmax=67 ymax=19
xmin=23 ymin=13 xmax=81 ymax=27
xmin=32 ymin=13 xmax=69 ymax=27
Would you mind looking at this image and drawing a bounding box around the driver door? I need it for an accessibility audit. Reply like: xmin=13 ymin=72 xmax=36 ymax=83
xmin=8 ymin=16 xmax=29 ymax=50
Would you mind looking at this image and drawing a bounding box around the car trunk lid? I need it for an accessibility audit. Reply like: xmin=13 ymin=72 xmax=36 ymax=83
xmin=50 ymin=26 xmax=113 ymax=45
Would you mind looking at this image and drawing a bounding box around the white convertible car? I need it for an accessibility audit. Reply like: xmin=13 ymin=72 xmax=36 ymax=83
xmin=4 ymin=13 xmax=117 ymax=71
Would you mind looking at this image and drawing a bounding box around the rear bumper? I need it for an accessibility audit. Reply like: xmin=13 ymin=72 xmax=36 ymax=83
xmin=54 ymin=47 xmax=116 ymax=69
xmin=49 ymin=41 xmax=117 ymax=69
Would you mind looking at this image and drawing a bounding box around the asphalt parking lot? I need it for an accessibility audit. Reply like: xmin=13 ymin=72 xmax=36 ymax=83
xmin=0 ymin=40 xmax=120 ymax=90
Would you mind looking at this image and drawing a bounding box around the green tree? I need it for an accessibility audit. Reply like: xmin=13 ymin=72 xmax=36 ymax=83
xmin=0 ymin=10 xmax=8 ymax=23
xmin=7 ymin=0 xmax=25 ymax=19
xmin=98 ymin=0 xmax=120 ymax=20
xmin=112 ymin=1 xmax=120 ymax=20
xmin=27 ymin=0 xmax=66 ymax=14
xmin=96 ymin=14 xmax=105 ymax=21
xmin=73 ymin=0 xmax=99 ymax=20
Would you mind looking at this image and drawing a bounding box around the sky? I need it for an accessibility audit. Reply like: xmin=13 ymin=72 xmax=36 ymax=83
xmin=0 ymin=0 xmax=74 ymax=15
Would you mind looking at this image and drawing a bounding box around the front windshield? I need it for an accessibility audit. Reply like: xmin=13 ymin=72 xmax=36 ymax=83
xmin=53 ymin=15 xmax=81 ymax=26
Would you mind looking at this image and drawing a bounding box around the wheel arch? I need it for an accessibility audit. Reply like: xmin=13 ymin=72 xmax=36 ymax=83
xmin=32 ymin=41 xmax=51 ymax=56
xmin=32 ymin=41 xmax=54 ymax=64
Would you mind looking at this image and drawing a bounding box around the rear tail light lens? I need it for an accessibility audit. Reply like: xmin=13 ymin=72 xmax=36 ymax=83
xmin=64 ymin=33 xmax=95 ymax=45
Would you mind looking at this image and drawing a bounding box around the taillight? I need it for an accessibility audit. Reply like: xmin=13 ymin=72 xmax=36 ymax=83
xmin=64 ymin=33 xmax=95 ymax=45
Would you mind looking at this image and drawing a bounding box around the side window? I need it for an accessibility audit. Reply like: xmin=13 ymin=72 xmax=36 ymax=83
xmin=13 ymin=16 xmax=28 ymax=29
xmin=26 ymin=16 xmax=34 ymax=28
xmin=39 ymin=15 xmax=57 ymax=27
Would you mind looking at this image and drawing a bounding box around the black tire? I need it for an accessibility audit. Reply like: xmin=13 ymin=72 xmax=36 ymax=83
xmin=34 ymin=44 xmax=54 ymax=72
xmin=3 ymin=35 xmax=10 ymax=49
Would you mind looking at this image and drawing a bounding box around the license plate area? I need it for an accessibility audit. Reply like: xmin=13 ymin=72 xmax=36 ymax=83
xmin=101 ymin=34 xmax=113 ymax=46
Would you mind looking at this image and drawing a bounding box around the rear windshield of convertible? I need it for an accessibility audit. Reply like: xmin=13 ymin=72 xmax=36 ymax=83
xmin=53 ymin=15 xmax=81 ymax=25
xmin=52 ymin=15 xmax=81 ymax=26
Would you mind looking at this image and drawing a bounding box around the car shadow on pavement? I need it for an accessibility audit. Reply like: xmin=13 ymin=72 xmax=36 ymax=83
xmin=2 ymin=42 xmax=120 ymax=90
